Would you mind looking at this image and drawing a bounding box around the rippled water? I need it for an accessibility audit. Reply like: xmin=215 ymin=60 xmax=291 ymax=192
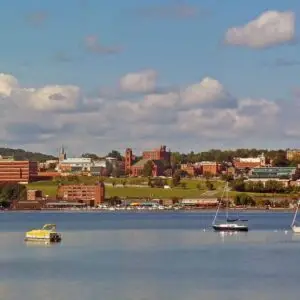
xmin=0 ymin=211 xmax=299 ymax=300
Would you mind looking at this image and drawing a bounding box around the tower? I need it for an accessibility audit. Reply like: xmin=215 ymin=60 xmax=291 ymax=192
xmin=59 ymin=145 xmax=67 ymax=162
xmin=125 ymin=148 xmax=133 ymax=174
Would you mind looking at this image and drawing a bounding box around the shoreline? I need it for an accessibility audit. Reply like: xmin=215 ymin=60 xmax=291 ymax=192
xmin=2 ymin=208 xmax=295 ymax=213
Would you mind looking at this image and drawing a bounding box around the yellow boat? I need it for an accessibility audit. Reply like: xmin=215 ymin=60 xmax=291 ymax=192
xmin=25 ymin=224 xmax=62 ymax=242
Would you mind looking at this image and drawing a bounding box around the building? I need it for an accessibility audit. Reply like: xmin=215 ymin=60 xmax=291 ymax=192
xmin=247 ymin=167 xmax=300 ymax=187
xmin=0 ymin=158 xmax=38 ymax=183
xmin=130 ymin=159 xmax=165 ymax=177
xmin=142 ymin=145 xmax=171 ymax=162
xmin=180 ymin=164 xmax=201 ymax=177
xmin=27 ymin=189 xmax=43 ymax=201
xmin=234 ymin=153 xmax=266 ymax=169
xmin=200 ymin=161 xmax=221 ymax=176
xmin=125 ymin=145 xmax=171 ymax=177
xmin=57 ymin=183 xmax=105 ymax=206
xmin=286 ymin=149 xmax=300 ymax=161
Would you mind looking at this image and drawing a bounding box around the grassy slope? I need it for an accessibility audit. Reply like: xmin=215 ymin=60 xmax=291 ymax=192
xmin=27 ymin=178 xmax=294 ymax=199
xmin=27 ymin=178 xmax=225 ymax=199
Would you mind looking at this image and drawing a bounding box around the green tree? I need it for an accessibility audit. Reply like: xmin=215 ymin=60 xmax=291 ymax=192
xmin=181 ymin=182 xmax=187 ymax=189
xmin=196 ymin=183 xmax=202 ymax=191
xmin=143 ymin=161 xmax=154 ymax=177
xmin=172 ymin=170 xmax=181 ymax=187
xmin=206 ymin=180 xmax=214 ymax=190
xmin=107 ymin=150 xmax=123 ymax=161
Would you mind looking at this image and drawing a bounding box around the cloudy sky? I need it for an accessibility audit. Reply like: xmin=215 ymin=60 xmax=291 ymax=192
xmin=1 ymin=0 xmax=300 ymax=156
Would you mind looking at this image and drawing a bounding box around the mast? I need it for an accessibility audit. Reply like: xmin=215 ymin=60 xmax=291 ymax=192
xmin=212 ymin=182 xmax=226 ymax=225
xmin=291 ymin=200 xmax=300 ymax=227
xmin=225 ymin=182 xmax=229 ymax=220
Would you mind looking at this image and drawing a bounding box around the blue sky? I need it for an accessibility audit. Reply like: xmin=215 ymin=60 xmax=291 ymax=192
xmin=1 ymin=0 xmax=300 ymax=154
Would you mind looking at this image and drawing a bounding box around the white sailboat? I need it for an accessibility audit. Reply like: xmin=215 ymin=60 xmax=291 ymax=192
xmin=212 ymin=182 xmax=248 ymax=232
xmin=291 ymin=200 xmax=300 ymax=233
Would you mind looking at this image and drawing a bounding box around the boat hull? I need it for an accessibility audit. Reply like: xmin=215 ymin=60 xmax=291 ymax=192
xmin=213 ymin=224 xmax=248 ymax=232
xmin=291 ymin=225 xmax=300 ymax=233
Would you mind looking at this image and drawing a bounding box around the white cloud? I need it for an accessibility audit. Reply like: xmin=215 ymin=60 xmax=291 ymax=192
xmin=120 ymin=69 xmax=157 ymax=93
xmin=0 ymin=71 xmax=295 ymax=154
xmin=181 ymin=77 xmax=237 ymax=108
xmin=0 ymin=73 xmax=19 ymax=97
xmin=225 ymin=10 xmax=295 ymax=48
xmin=26 ymin=85 xmax=81 ymax=111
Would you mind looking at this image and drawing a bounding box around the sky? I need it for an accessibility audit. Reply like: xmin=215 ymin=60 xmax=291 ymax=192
xmin=1 ymin=0 xmax=300 ymax=156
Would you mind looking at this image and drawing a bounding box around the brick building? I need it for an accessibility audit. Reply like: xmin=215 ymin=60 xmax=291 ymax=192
xmin=200 ymin=161 xmax=222 ymax=176
xmin=27 ymin=189 xmax=43 ymax=201
xmin=0 ymin=159 xmax=38 ymax=183
xmin=286 ymin=149 xmax=300 ymax=161
xmin=56 ymin=183 xmax=105 ymax=206
xmin=233 ymin=153 xmax=266 ymax=170
xmin=125 ymin=145 xmax=171 ymax=177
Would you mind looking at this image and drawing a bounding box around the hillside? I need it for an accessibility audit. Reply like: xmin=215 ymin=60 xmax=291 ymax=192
xmin=0 ymin=147 xmax=56 ymax=162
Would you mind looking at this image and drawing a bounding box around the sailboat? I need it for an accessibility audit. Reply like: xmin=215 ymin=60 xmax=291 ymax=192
xmin=212 ymin=182 xmax=248 ymax=232
xmin=291 ymin=200 xmax=300 ymax=233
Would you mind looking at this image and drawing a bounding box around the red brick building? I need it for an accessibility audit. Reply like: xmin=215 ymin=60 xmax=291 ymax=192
xmin=200 ymin=162 xmax=222 ymax=176
xmin=0 ymin=160 xmax=38 ymax=183
xmin=56 ymin=183 xmax=105 ymax=206
xmin=125 ymin=145 xmax=171 ymax=177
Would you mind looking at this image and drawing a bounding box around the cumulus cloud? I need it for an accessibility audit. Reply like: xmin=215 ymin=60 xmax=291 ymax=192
xmin=0 ymin=73 xmax=19 ymax=97
xmin=181 ymin=77 xmax=237 ymax=108
xmin=0 ymin=70 xmax=295 ymax=153
xmin=225 ymin=10 xmax=295 ymax=48
xmin=120 ymin=69 xmax=158 ymax=93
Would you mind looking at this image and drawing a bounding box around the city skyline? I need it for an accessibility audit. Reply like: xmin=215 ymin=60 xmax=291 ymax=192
xmin=1 ymin=0 xmax=300 ymax=155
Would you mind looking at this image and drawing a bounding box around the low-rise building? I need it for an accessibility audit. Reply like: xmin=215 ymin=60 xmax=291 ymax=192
xmin=200 ymin=161 xmax=222 ymax=176
xmin=286 ymin=149 xmax=300 ymax=161
xmin=247 ymin=167 xmax=300 ymax=187
xmin=56 ymin=183 xmax=105 ymax=206
xmin=0 ymin=157 xmax=38 ymax=183
xmin=233 ymin=153 xmax=266 ymax=170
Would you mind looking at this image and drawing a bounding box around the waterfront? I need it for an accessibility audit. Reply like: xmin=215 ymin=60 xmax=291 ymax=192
xmin=0 ymin=212 xmax=300 ymax=300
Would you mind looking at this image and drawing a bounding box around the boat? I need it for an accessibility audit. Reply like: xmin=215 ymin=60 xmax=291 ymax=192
xmin=212 ymin=182 xmax=248 ymax=232
xmin=25 ymin=224 xmax=62 ymax=242
xmin=291 ymin=200 xmax=300 ymax=233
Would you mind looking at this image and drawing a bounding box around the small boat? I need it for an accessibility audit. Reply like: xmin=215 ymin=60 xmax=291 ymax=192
xmin=212 ymin=182 xmax=249 ymax=232
xmin=25 ymin=224 xmax=62 ymax=242
xmin=291 ymin=200 xmax=300 ymax=233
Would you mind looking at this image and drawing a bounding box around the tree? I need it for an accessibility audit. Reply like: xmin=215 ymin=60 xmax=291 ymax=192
xmin=172 ymin=170 xmax=181 ymax=187
xmin=105 ymin=160 xmax=113 ymax=177
xmin=111 ymin=180 xmax=116 ymax=187
xmin=196 ymin=183 xmax=202 ymax=191
xmin=234 ymin=194 xmax=255 ymax=206
xmin=273 ymin=151 xmax=290 ymax=167
xmin=205 ymin=180 xmax=214 ymax=190
xmin=107 ymin=150 xmax=123 ymax=161
xmin=143 ymin=161 xmax=154 ymax=177
xmin=0 ymin=183 xmax=26 ymax=203
xmin=181 ymin=182 xmax=187 ymax=189
xmin=122 ymin=180 xmax=127 ymax=187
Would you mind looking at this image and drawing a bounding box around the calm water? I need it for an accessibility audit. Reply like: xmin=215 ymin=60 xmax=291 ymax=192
xmin=0 ymin=211 xmax=300 ymax=300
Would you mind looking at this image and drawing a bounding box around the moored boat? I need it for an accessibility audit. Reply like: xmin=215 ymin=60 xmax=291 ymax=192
xmin=212 ymin=182 xmax=249 ymax=232
xmin=291 ymin=200 xmax=300 ymax=233
xmin=25 ymin=224 xmax=62 ymax=242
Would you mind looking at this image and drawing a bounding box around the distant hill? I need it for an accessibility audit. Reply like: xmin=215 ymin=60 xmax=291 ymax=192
xmin=0 ymin=147 xmax=57 ymax=162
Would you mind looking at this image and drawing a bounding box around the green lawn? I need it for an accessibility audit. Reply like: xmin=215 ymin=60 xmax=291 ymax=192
xmin=27 ymin=178 xmax=224 ymax=199
xmin=27 ymin=178 xmax=293 ymax=200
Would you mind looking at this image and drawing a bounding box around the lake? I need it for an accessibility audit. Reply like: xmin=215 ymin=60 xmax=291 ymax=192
xmin=0 ymin=211 xmax=299 ymax=300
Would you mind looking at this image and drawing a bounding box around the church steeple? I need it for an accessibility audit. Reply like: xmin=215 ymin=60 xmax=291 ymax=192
xmin=59 ymin=145 xmax=66 ymax=161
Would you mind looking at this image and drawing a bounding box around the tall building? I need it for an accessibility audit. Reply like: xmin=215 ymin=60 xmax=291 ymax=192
xmin=125 ymin=148 xmax=133 ymax=174
xmin=0 ymin=158 xmax=38 ymax=183
xmin=125 ymin=145 xmax=171 ymax=177
xmin=56 ymin=183 xmax=105 ymax=206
